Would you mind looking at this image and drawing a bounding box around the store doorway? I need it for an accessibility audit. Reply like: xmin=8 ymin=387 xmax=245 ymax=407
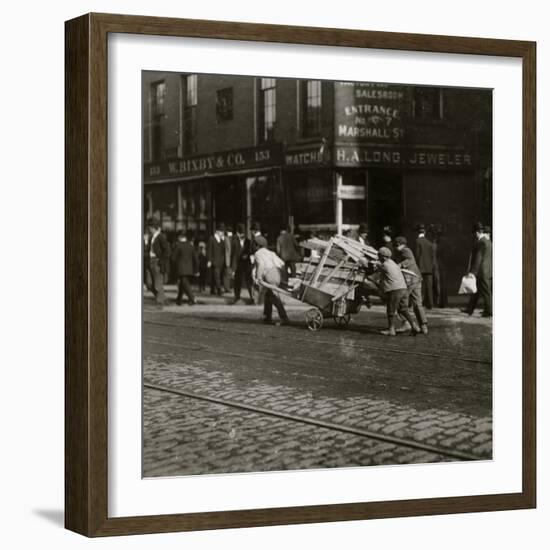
xmin=246 ymin=173 xmax=284 ymax=245
xmin=213 ymin=176 xmax=245 ymax=233
xmin=367 ymin=169 xmax=403 ymax=246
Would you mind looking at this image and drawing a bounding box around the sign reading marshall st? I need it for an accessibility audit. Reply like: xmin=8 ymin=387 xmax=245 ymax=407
xmin=145 ymin=145 xmax=283 ymax=181
xmin=335 ymin=146 xmax=473 ymax=169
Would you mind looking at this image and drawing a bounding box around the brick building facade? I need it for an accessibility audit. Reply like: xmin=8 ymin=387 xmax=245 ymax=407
xmin=142 ymin=72 xmax=492 ymax=294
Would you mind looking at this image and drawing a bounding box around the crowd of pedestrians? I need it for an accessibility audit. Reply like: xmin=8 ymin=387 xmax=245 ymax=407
xmin=143 ymin=217 xmax=492 ymax=327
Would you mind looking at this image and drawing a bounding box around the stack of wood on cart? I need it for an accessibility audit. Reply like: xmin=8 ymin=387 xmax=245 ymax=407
xmin=295 ymin=235 xmax=378 ymax=307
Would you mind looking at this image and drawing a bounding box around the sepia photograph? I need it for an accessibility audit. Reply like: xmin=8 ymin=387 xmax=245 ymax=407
xmin=141 ymin=71 xmax=493 ymax=478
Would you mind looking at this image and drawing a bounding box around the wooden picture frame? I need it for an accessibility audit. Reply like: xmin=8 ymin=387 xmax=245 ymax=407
xmin=65 ymin=12 xmax=536 ymax=537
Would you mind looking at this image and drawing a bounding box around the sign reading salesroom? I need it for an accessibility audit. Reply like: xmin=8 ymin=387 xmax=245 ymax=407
xmin=334 ymin=81 xmax=408 ymax=143
xmin=145 ymin=145 xmax=283 ymax=181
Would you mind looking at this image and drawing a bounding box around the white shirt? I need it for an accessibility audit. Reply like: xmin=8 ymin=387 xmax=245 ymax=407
xmin=149 ymin=229 xmax=161 ymax=257
xmin=253 ymin=248 xmax=285 ymax=281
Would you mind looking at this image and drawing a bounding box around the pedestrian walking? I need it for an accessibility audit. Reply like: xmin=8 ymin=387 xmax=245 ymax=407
xmin=252 ymin=242 xmax=290 ymax=326
xmin=145 ymin=217 xmax=170 ymax=308
xmin=414 ymin=223 xmax=435 ymax=309
xmin=172 ymin=230 xmax=199 ymax=305
xmin=276 ymin=225 xmax=301 ymax=278
xmin=463 ymin=223 xmax=493 ymax=317
xmin=197 ymin=241 xmax=207 ymax=292
xmin=207 ymin=223 xmax=226 ymax=296
xmin=223 ymin=228 xmax=233 ymax=293
xmin=230 ymin=223 xmax=254 ymax=304
xmin=394 ymin=236 xmax=428 ymax=334
xmin=376 ymin=247 xmax=420 ymax=336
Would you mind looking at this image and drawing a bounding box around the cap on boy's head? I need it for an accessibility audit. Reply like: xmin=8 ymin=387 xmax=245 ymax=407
xmin=473 ymin=221 xmax=484 ymax=232
xmin=146 ymin=217 xmax=160 ymax=229
xmin=394 ymin=236 xmax=407 ymax=246
xmin=415 ymin=223 xmax=425 ymax=232
xmin=378 ymin=247 xmax=392 ymax=258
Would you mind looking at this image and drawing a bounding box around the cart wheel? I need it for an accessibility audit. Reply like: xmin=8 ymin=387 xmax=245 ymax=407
xmin=333 ymin=313 xmax=351 ymax=328
xmin=305 ymin=308 xmax=323 ymax=331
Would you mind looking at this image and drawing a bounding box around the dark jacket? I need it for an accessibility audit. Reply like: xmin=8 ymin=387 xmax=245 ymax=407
xmin=276 ymin=232 xmax=301 ymax=262
xmin=147 ymin=231 xmax=171 ymax=273
xmin=415 ymin=235 xmax=434 ymax=274
xmin=207 ymin=235 xmax=226 ymax=268
xmin=171 ymin=240 xmax=198 ymax=277
xmin=230 ymin=236 xmax=252 ymax=272
xmin=395 ymin=246 xmax=421 ymax=277
xmin=471 ymin=236 xmax=492 ymax=280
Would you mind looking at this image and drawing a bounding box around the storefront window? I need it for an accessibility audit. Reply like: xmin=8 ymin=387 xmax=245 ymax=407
xmin=289 ymin=171 xmax=334 ymax=229
xmin=149 ymin=184 xmax=178 ymax=233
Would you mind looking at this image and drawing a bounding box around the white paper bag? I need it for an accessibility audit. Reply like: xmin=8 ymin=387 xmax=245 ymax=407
xmin=458 ymin=274 xmax=477 ymax=294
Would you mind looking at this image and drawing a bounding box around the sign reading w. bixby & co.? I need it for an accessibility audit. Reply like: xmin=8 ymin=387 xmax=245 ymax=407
xmin=144 ymin=145 xmax=282 ymax=181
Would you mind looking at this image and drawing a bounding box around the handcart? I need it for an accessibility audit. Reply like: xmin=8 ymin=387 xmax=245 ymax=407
xmin=258 ymin=235 xmax=378 ymax=331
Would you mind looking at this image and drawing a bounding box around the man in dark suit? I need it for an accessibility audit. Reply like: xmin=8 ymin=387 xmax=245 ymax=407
xmin=171 ymin=230 xmax=199 ymax=305
xmin=276 ymin=225 xmax=301 ymax=278
xmin=207 ymin=222 xmax=226 ymax=296
xmin=230 ymin=223 xmax=254 ymax=304
xmin=464 ymin=223 xmax=493 ymax=317
xmin=145 ymin=217 xmax=171 ymax=307
xmin=414 ymin=223 xmax=435 ymax=309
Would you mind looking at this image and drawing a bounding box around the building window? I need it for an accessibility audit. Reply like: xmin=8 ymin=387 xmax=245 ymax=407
xmin=302 ymin=80 xmax=322 ymax=137
xmin=216 ymin=87 xmax=234 ymax=122
xmin=150 ymin=81 xmax=166 ymax=161
xmin=258 ymin=78 xmax=276 ymax=143
xmin=182 ymin=74 xmax=198 ymax=154
xmin=413 ymin=86 xmax=443 ymax=120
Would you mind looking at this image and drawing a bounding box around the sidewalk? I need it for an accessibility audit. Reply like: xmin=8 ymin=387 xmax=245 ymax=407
xmin=144 ymin=285 xmax=491 ymax=325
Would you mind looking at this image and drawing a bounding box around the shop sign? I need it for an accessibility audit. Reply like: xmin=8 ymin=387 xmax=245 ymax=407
xmin=335 ymin=146 xmax=473 ymax=169
xmin=284 ymin=143 xmax=330 ymax=168
xmin=334 ymin=81 xmax=408 ymax=144
xmin=337 ymin=185 xmax=366 ymax=200
xmin=145 ymin=145 xmax=282 ymax=181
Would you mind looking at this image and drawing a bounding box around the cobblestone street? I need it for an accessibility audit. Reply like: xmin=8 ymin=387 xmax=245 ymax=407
xmin=143 ymin=288 xmax=492 ymax=477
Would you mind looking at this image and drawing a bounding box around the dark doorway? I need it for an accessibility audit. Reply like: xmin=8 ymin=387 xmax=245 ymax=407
xmin=213 ymin=176 xmax=245 ymax=232
xmin=367 ymin=169 xmax=403 ymax=246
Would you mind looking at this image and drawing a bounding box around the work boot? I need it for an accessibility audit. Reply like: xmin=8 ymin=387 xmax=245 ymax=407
xmin=410 ymin=322 xmax=422 ymax=336
xmin=421 ymin=323 xmax=429 ymax=335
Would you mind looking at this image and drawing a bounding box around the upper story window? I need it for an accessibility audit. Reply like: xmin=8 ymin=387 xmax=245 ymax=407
xmin=151 ymin=81 xmax=166 ymax=116
xmin=216 ymin=87 xmax=234 ymax=123
xmin=301 ymin=80 xmax=322 ymax=137
xmin=413 ymin=86 xmax=443 ymax=120
xmin=182 ymin=74 xmax=198 ymax=154
xmin=150 ymin=81 xmax=166 ymax=161
xmin=259 ymin=78 xmax=276 ymax=143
